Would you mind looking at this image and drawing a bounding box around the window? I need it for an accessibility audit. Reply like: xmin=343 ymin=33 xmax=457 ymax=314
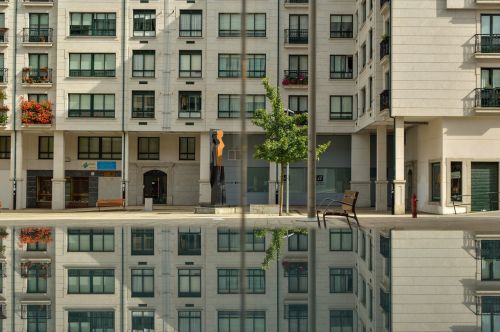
xmin=27 ymin=264 xmax=48 ymax=293
xmin=68 ymin=311 xmax=114 ymax=332
xmin=179 ymin=91 xmax=202 ymax=118
xmin=29 ymin=13 xmax=49 ymax=43
xmin=179 ymin=51 xmax=202 ymax=78
xmin=362 ymin=0 xmax=367 ymax=23
xmin=178 ymin=269 xmax=201 ymax=297
xmin=132 ymin=311 xmax=154 ymax=332
xmin=132 ymin=269 xmax=154 ymax=297
xmin=330 ymin=15 xmax=353 ymax=38
xmin=0 ymin=136 xmax=9 ymax=159
xmin=218 ymin=94 xmax=265 ymax=118
xmin=179 ymin=10 xmax=202 ymax=37
xmin=481 ymin=15 xmax=500 ymax=53
xmin=330 ymin=268 xmax=353 ymax=293
xmin=219 ymin=13 xmax=266 ymax=37
xmin=330 ymin=310 xmax=353 ymax=332
xmin=368 ymin=286 xmax=373 ymax=320
xmin=25 ymin=305 xmax=49 ymax=332
xmin=218 ymin=54 xmax=240 ymax=77
xmin=77 ymin=137 xmax=121 ymax=160
xmin=330 ymin=96 xmax=353 ymax=120
xmin=360 ymin=88 xmax=366 ymax=114
xmin=133 ymin=50 xmax=155 ymax=77
xmin=330 ymin=55 xmax=353 ymax=79
xmin=218 ymin=311 xmax=265 ymax=332
xmin=132 ymin=91 xmax=155 ymax=118
xmin=179 ymin=137 xmax=196 ymax=161
xmin=286 ymin=262 xmax=308 ymax=293
xmin=69 ymin=13 xmax=116 ymax=36
xmin=138 ymin=137 xmax=159 ymax=160
xmin=330 ymin=229 xmax=353 ymax=251
xmin=247 ymin=269 xmax=266 ymax=294
xmin=27 ymin=53 xmax=49 ymax=81
xmin=482 ymin=296 xmax=500 ymax=332
xmin=288 ymin=233 xmax=308 ymax=251
xmin=247 ymin=54 xmax=266 ymax=78
xmin=68 ymin=269 xmax=115 ymax=294
xmin=131 ymin=228 xmax=154 ymax=255
xmin=178 ymin=227 xmax=201 ymax=255
xmin=431 ymin=162 xmax=441 ymax=202
xmin=248 ymin=167 xmax=269 ymax=193
xmin=178 ymin=311 xmax=201 ymax=332
xmin=133 ymin=10 xmax=156 ymax=37
xmin=368 ymin=77 xmax=373 ymax=110
xmin=67 ymin=228 xmax=114 ymax=252
xmin=286 ymin=304 xmax=307 ymax=332
xmin=288 ymin=15 xmax=308 ymax=44
xmin=217 ymin=228 xmax=265 ymax=252
xmin=217 ymin=269 xmax=239 ymax=294
xmin=38 ymin=136 xmax=53 ymax=160
xmin=28 ymin=94 xmax=48 ymax=103
xmin=27 ymin=242 xmax=47 ymax=251
xmin=361 ymin=278 xmax=367 ymax=306
xmin=289 ymin=95 xmax=308 ymax=114
xmin=361 ymin=43 xmax=366 ymax=68
xmin=369 ymin=29 xmax=373 ymax=59
xmin=69 ymin=53 xmax=116 ymax=77
xmin=287 ymin=55 xmax=308 ymax=81
xmin=68 ymin=94 xmax=115 ymax=118
xmin=451 ymin=161 xmax=462 ymax=201
xmin=482 ymin=241 xmax=500 ymax=280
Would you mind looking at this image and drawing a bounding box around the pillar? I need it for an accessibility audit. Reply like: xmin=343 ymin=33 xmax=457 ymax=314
xmin=9 ymin=131 xmax=24 ymax=209
xmin=376 ymin=126 xmax=388 ymax=211
xmin=122 ymin=132 xmax=129 ymax=206
xmin=350 ymin=132 xmax=371 ymax=207
xmin=393 ymin=117 xmax=406 ymax=214
xmin=268 ymin=162 xmax=278 ymax=205
xmin=52 ymin=131 xmax=65 ymax=210
xmin=198 ymin=132 xmax=211 ymax=205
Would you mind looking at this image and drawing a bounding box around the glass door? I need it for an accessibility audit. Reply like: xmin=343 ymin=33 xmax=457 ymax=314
xmin=36 ymin=176 xmax=52 ymax=208
xmin=28 ymin=53 xmax=48 ymax=82
xmin=289 ymin=15 xmax=308 ymax=43
xmin=29 ymin=13 xmax=49 ymax=42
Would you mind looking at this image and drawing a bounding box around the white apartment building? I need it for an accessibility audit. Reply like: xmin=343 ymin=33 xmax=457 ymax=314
xmin=0 ymin=0 xmax=499 ymax=215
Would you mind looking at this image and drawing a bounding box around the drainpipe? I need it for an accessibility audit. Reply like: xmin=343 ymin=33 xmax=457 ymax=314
xmin=11 ymin=227 xmax=15 ymax=331
xmin=121 ymin=227 xmax=125 ymax=332
xmin=162 ymin=0 xmax=172 ymax=131
xmin=11 ymin=0 xmax=18 ymax=209
xmin=275 ymin=0 xmax=281 ymax=204
xmin=120 ymin=0 xmax=127 ymax=204
xmin=276 ymin=251 xmax=279 ymax=332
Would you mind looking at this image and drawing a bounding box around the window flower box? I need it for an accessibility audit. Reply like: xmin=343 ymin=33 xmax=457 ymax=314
xmin=19 ymin=227 xmax=52 ymax=245
xmin=20 ymin=98 xmax=53 ymax=125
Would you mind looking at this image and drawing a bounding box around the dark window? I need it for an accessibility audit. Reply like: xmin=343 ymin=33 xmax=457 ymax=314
xmin=218 ymin=54 xmax=240 ymax=78
xmin=77 ymin=136 xmax=122 ymax=160
xmin=330 ymin=55 xmax=353 ymax=79
xmin=431 ymin=162 xmax=441 ymax=202
xmin=27 ymin=242 xmax=47 ymax=251
xmin=481 ymin=241 xmax=500 ymax=280
xmin=179 ymin=51 xmax=202 ymax=78
xmin=289 ymin=95 xmax=308 ymax=114
xmin=178 ymin=311 xmax=201 ymax=332
xmin=68 ymin=94 xmax=115 ymax=118
xmin=179 ymin=10 xmax=202 ymax=37
xmin=219 ymin=13 xmax=266 ymax=37
xmin=360 ymin=231 xmax=366 ymax=260
xmin=285 ymin=304 xmax=307 ymax=332
xmin=286 ymin=262 xmax=308 ymax=293
xmin=132 ymin=91 xmax=155 ymax=118
xmin=247 ymin=54 xmax=266 ymax=78
xmin=133 ymin=50 xmax=155 ymax=78
xmin=330 ymin=229 xmax=353 ymax=251
xmin=68 ymin=311 xmax=114 ymax=331
xmin=217 ymin=228 xmax=265 ymax=252
xmin=218 ymin=94 xmax=265 ymax=118
xmin=217 ymin=269 xmax=265 ymax=294
xmin=67 ymin=228 xmax=114 ymax=252
xmin=330 ymin=310 xmax=353 ymax=332
xmin=28 ymin=94 xmax=48 ymax=103
xmin=69 ymin=13 xmax=116 ymax=36
xmin=27 ymin=264 xmax=48 ymax=293
xmin=451 ymin=161 xmax=463 ymax=201
xmin=179 ymin=91 xmax=201 ymax=119
xmin=69 ymin=53 xmax=116 ymax=77
xmin=132 ymin=311 xmax=154 ymax=332
xmin=178 ymin=227 xmax=201 ymax=255
xmin=0 ymin=136 xmax=9 ymax=159
xmin=133 ymin=10 xmax=156 ymax=37
xmin=179 ymin=137 xmax=195 ymax=161
xmin=67 ymin=269 xmax=115 ymax=294
xmin=131 ymin=268 xmax=154 ymax=297
xmin=330 ymin=96 xmax=353 ymax=120
xmin=288 ymin=233 xmax=308 ymax=251
xmin=138 ymin=137 xmax=159 ymax=160
xmin=330 ymin=15 xmax=353 ymax=38
xmin=330 ymin=268 xmax=353 ymax=293
xmin=178 ymin=269 xmax=201 ymax=297
xmin=38 ymin=136 xmax=53 ymax=160
xmin=482 ymin=296 xmax=500 ymax=332
xmin=247 ymin=13 xmax=266 ymax=37
xmin=25 ymin=305 xmax=49 ymax=332
xmin=218 ymin=311 xmax=265 ymax=332
xmin=131 ymin=228 xmax=154 ymax=255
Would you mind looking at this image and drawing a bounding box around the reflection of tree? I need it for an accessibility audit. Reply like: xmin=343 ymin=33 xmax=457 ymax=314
xmin=256 ymin=227 xmax=308 ymax=270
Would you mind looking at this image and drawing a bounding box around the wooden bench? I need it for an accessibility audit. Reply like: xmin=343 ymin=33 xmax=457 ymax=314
xmin=316 ymin=191 xmax=359 ymax=229
xmin=96 ymin=199 xmax=125 ymax=211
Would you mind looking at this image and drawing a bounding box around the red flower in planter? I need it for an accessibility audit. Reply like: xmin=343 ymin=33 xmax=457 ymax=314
xmin=19 ymin=97 xmax=53 ymax=125
xmin=19 ymin=227 xmax=52 ymax=245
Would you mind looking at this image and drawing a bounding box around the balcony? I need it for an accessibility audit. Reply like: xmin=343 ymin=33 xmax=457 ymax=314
xmin=284 ymin=0 xmax=308 ymax=6
xmin=285 ymin=29 xmax=308 ymax=45
xmin=380 ymin=90 xmax=390 ymax=110
xmin=23 ymin=0 xmax=53 ymax=6
xmin=0 ymin=0 xmax=8 ymax=7
xmin=474 ymin=34 xmax=500 ymax=59
xmin=22 ymin=28 xmax=53 ymax=45
xmin=380 ymin=0 xmax=390 ymax=15
xmin=380 ymin=37 xmax=390 ymax=63
xmin=0 ymin=28 xmax=8 ymax=44
xmin=282 ymin=70 xmax=308 ymax=87
xmin=0 ymin=69 xmax=8 ymax=85
xmin=22 ymin=68 xmax=53 ymax=85
xmin=474 ymin=88 xmax=500 ymax=113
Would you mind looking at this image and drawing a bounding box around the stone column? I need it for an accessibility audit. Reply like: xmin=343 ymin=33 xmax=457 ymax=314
xmin=351 ymin=132 xmax=371 ymax=207
xmin=52 ymin=131 xmax=65 ymax=210
xmin=376 ymin=126 xmax=388 ymax=211
xmin=9 ymin=131 xmax=24 ymax=209
xmin=122 ymin=132 xmax=129 ymax=206
xmin=393 ymin=117 xmax=406 ymax=214
xmin=198 ymin=132 xmax=211 ymax=205
xmin=268 ymin=162 xmax=278 ymax=204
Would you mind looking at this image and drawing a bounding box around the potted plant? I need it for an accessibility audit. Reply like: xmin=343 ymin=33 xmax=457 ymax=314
xmin=22 ymin=67 xmax=30 ymax=73
xmin=0 ymin=112 xmax=7 ymax=126
xmin=19 ymin=227 xmax=52 ymax=245
xmin=282 ymin=78 xmax=290 ymax=86
xmin=20 ymin=98 xmax=53 ymax=125
xmin=0 ymin=228 xmax=8 ymax=240
xmin=0 ymin=89 xmax=6 ymax=101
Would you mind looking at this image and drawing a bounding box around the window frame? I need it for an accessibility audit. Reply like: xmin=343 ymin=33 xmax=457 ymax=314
xmin=69 ymin=12 xmax=116 ymax=37
xmin=288 ymin=233 xmax=308 ymax=252
xmin=68 ymin=311 xmax=115 ymax=332
xmin=179 ymin=51 xmax=202 ymax=78
xmin=329 ymin=229 xmax=353 ymax=251
xmin=329 ymin=268 xmax=353 ymax=293
xmin=131 ymin=228 xmax=154 ymax=256
xmin=67 ymin=228 xmax=115 ymax=252
xmin=132 ymin=310 xmax=155 ymax=332
xmin=38 ymin=136 xmax=53 ymax=160
xmin=179 ymin=137 xmax=196 ymax=161
xmin=77 ymin=136 xmax=122 ymax=160
xmin=178 ymin=227 xmax=201 ymax=255
xmin=131 ymin=268 xmax=155 ymax=298
xmin=217 ymin=94 xmax=265 ymax=118
xmin=69 ymin=53 xmax=116 ymax=77
xmin=138 ymin=137 xmax=160 ymax=161
xmin=132 ymin=91 xmax=155 ymax=119
xmin=178 ymin=269 xmax=201 ymax=297
xmin=431 ymin=162 xmax=441 ymax=202
xmin=179 ymin=10 xmax=202 ymax=37
xmin=330 ymin=14 xmax=353 ymax=38
xmin=330 ymin=55 xmax=354 ymax=79
xmin=178 ymin=311 xmax=201 ymax=332
xmin=286 ymin=262 xmax=308 ymax=293
xmin=132 ymin=50 xmax=155 ymax=78
xmin=178 ymin=91 xmax=202 ymax=119
xmin=68 ymin=93 xmax=115 ymax=118
xmin=67 ymin=269 xmax=115 ymax=294
xmin=217 ymin=228 xmax=265 ymax=252
xmin=133 ymin=10 xmax=156 ymax=37
xmin=330 ymin=310 xmax=353 ymax=332
xmin=330 ymin=95 xmax=353 ymax=120
xmin=0 ymin=136 xmax=9 ymax=159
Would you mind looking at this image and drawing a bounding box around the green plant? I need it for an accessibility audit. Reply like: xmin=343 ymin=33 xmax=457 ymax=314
xmin=0 ymin=245 xmax=5 ymax=258
xmin=0 ymin=228 xmax=8 ymax=239
xmin=0 ymin=112 xmax=7 ymax=126
xmin=256 ymin=227 xmax=308 ymax=270
xmin=0 ymin=89 xmax=6 ymax=101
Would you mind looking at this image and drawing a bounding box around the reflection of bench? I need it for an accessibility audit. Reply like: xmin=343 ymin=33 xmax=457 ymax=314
xmin=96 ymin=199 xmax=125 ymax=211
xmin=316 ymin=191 xmax=359 ymax=229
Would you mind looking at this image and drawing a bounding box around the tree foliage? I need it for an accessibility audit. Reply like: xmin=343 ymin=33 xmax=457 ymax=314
xmin=256 ymin=228 xmax=308 ymax=270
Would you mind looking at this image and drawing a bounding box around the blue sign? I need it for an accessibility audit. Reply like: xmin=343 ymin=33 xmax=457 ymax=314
xmin=97 ymin=161 xmax=117 ymax=171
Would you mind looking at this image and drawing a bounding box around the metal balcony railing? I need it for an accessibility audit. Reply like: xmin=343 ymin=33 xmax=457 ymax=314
xmin=22 ymin=28 xmax=53 ymax=43
xmin=475 ymin=34 xmax=500 ymax=53
xmin=0 ymin=68 xmax=8 ymax=83
xmin=0 ymin=29 xmax=7 ymax=43
xmin=380 ymin=89 xmax=390 ymax=110
xmin=22 ymin=68 xmax=53 ymax=84
xmin=285 ymin=29 xmax=308 ymax=44
xmin=380 ymin=37 xmax=390 ymax=60
xmin=475 ymin=88 xmax=500 ymax=108
xmin=381 ymin=0 xmax=390 ymax=8
xmin=283 ymin=70 xmax=308 ymax=85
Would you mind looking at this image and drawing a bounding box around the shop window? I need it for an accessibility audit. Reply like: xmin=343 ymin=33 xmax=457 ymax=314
xmin=451 ymin=161 xmax=462 ymax=201
xmin=431 ymin=162 xmax=441 ymax=201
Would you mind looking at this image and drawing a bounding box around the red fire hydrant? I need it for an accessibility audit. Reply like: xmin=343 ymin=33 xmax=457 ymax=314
xmin=411 ymin=193 xmax=418 ymax=218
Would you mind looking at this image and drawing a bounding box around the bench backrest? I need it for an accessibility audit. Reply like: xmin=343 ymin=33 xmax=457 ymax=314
xmin=342 ymin=191 xmax=359 ymax=212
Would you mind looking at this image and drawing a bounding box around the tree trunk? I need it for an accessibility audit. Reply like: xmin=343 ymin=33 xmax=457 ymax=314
xmin=279 ymin=163 xmax=285 ymax=216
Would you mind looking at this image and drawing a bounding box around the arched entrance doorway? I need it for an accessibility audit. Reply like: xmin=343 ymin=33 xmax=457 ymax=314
xmin=143 ymin=170 xmax=167 ymax=205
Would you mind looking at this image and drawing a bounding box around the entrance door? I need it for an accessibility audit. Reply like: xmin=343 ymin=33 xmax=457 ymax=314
xmin=65 ymin=177 xmax=90 ymax=208
xmin=36 ymin=176 xmax=52 ymax=208
xmin=143 ymin=170 xmax=167 ymax=204
xmin=472 ymin=162 xmax=499 ymax=211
